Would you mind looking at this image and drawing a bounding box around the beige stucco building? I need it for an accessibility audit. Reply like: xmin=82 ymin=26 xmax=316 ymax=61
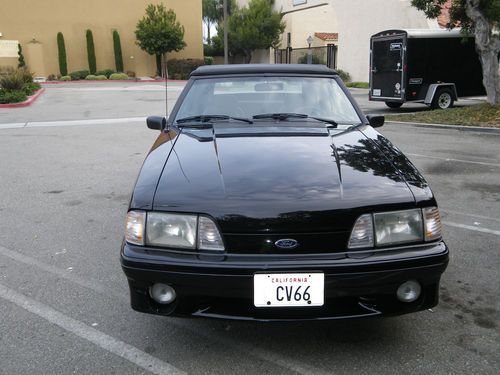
xmin=0 ymin=0 xmax=203 ymax=77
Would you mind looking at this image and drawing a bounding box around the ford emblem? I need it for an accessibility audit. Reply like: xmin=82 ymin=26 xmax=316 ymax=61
xmin=275 ymin=239 xmax=299 ymax=249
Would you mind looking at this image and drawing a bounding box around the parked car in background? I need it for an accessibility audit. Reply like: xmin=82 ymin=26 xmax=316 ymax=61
xmin=121 ymin=64 xmax=448 ymax=321
xmin=369 ymin=29 xmax=485 ymax=109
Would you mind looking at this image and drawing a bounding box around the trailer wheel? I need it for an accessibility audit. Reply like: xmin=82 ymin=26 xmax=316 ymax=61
xmin=385 ymin=101 xmax=403 ymax=109
xmin=432 ymin=88 xmax=454 ymax=109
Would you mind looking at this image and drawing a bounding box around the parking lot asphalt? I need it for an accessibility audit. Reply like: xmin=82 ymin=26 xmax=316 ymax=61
xmin=0 ymin=82 xmax=498 ymax=374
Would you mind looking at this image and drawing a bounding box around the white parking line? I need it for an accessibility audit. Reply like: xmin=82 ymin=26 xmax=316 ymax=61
xmin=0 ymin=283 xmax=186 ymax=375
xmin=0 ymin=245 xmax=328 ymax=375
xmin=441 ymin=209 xmax=500 ymax=223
xmin=443 ymin=221 xmax=500 ymax=236
xmin=0 ymin=117 xmax=146 ymax=130
xmin=407 ymin=153 xmax=500 ymax=167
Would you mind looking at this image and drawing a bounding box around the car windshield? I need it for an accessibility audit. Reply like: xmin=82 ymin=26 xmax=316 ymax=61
xmin=174 ymin=76 xmax=361 ymax=124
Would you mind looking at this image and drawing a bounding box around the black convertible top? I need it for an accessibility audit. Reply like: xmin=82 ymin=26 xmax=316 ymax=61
xmin=191 ymin=64 xmax=338 ymax=77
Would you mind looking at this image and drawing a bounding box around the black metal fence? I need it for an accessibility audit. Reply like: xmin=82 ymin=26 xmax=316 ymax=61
xmin=274 ymin=45 xmax=337 ymax=69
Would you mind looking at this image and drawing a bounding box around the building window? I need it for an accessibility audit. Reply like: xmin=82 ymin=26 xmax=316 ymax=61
xmin=293 ymin=0 xmax=307 ymax=6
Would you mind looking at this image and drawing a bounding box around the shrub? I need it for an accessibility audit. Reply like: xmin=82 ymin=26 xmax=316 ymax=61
xmin=0 ymin=71 xmax=25 ymax=91
xmin=86 ymin=30 xmax=97 ymax=74
xmin=0 ymin=66 xmax=15 ymax=77
xmin=18 ymin=44 xmax=26 ymax=68
xmin=336 ymin=69 xmax=351 ymax=83
xmin=85 ymin=74 xmax=98 ymax=80
xmin=95 ymin=75 xmax=107 ymax=80
xmin=96 ymin=69 xmax=115 ymax=78
xmin=166 ymin=59 xmax=205 ymax=80
xmin=112 ymin=30 xmax=124 ymax=72
xmin=57 ymin=32 xmax=68 ymax=76
xmin=204 ymin=56 xmax=214 ymax=65
xmin=22 ymin=82 xmax=41 ymax=96
xmin=60 ymin=75 xmax=71 ymax=81
xmin=346 ymin=81 xmax=369 ymax=89
xmin=69 ymin=70 xmax=90 ymax=80
xmin=47 ymin=74 xmax=57 ymax=81
xmin=17 ymin=67 xmax=34 ymax=84
xmin=0 ymin=89 xmax=27 ymax=104
xmin=109 ymin=73 xmax=129 ymax=80
xmin=126 ymin=71 xmax=136 ymax=78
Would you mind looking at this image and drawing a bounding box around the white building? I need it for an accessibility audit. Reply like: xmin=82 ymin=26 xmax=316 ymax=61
xmin=236 ymin=0 xmax=442 ymax=81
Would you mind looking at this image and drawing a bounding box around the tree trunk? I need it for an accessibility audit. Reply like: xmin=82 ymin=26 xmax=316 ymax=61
xmin=244 ymin=49 xmax=252 ymax=64
xmin=465 ymin=0 xmax=500 ymax=105
xmin=155 ymin=54 xmax=162 ymax=77
xmin=207 ymin=20 xmax=211 ymax=43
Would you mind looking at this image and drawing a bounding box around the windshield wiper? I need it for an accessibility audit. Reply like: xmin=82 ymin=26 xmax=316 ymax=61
xmin=176 ymin=115 xmax=253 ymax=124
xmin=253 ymin=113 xmax=308 ymax=120
xmin=253 ymin=113 xmax=337 ymax=127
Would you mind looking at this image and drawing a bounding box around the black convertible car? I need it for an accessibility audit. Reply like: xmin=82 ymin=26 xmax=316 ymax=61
xmin=121 ymin=64 xmax=448 ymax=321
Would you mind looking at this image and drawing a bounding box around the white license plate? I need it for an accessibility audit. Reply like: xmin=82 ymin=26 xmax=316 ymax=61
xmin=372 ymin=89 xmax=381 ymax=96
xmin=253 ymin=273 xmax=324 ymax=307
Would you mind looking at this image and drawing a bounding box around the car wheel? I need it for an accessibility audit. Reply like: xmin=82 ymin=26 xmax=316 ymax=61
xmin=385 ymin=101 xmax=403 ymax=109
xmin=432 ymin=88 xmax=454 ymax=109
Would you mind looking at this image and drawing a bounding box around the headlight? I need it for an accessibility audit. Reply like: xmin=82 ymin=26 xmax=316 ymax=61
xmin=374 ymin=209 xmax=423 ymax=246
xmin=125 ymin=211 xmax=146 ymax=245
xmin=348 ymin=207 xmax=441 ymax=249
xmin=125 ymin=211 xmax=225 ymax=252
xmin=146 ymin=212 xmax=197 ymax=249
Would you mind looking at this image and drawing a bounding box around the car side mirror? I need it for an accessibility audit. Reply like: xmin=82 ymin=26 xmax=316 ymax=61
xmin=146 ymin=116 xmax=166 ymax=131
xmin=366 ymin=115 xmax=384 ymax=128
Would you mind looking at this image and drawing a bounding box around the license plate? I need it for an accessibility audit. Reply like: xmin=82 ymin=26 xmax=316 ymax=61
xmin=253 ymin=273 xmax=324 ymax=307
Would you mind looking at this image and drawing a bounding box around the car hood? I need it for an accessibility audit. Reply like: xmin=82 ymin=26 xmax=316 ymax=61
xmin=150 ymin=124 xmax=416 ymax=233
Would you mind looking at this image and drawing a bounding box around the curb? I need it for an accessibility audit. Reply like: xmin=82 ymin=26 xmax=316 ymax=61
xmin=0 ymin=88 xmax=45 ymax=109
xmin=385 ymin=120 xmax=500 ymax=134
xmin=40 ymin=79 xmax=187 ymax=85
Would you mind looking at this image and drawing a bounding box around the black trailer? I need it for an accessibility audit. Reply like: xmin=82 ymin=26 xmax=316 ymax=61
xmin=369 ymin=29 xmax=485 ymax=109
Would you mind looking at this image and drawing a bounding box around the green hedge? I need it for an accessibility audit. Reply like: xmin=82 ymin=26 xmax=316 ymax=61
xmin=112 ymin=30 xmax=124 ymax=72
xmin=69 ymin=70 xmax=90 ymax=80
xmin=167 ymin=59 xmax=205 ymax=80
xmin=0 ymin=89 xmax=27 ymax=104
xmin=57 ymin=32 xmax=68 ymax=76
xmin=60 ymin=75 xmax=71 ymax=81
xmin=109 ymin=73 xmax=128 ymax=80
xmin=346 ymin=81 xmax=369 ymax=89
xmin=86 ymin=29 xmax=97 ymax=74
xmin=22 ymin=82 xmax=41 ymax=96
xmin=336 ymin=69 xmax=351 ymax=83
xmin=96 ymin=69 xmax=115 ymax=78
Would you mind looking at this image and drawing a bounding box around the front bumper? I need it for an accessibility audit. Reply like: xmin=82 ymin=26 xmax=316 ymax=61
xmin=121 ymin=241 xmax=449 ymax=321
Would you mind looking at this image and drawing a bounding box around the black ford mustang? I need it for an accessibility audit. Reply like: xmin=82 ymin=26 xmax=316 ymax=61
xmin=121 ymin=64 xmax=448 ymax=321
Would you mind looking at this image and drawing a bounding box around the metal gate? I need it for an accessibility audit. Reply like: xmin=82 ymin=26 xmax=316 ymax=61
xmin=274 ymin=45 xmax=337 ymax=69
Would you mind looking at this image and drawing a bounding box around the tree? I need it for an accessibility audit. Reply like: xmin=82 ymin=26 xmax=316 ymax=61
xmin=57 ymin=32 xmax=68 ymax=76
xmin=17 ymin=44 xmax=26 ymax=68
xmin=135 ymin=4 xmax=186 ymax=77
xmin=411 ymin=0 xmax=500 ymax=105
xmin=113 ymin=30 xmax=124 ymax=72
xmin=218 ymin=0 xmax=285 ymax=63
xmin=86 ymin=29 xmax=97 ymax=74
xmin=203 ymin=0 xmax=219 ymax=43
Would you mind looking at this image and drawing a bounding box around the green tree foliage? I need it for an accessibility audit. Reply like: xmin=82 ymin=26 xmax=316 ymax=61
xmin=216 ymin=0 xmax=285 ymax=63
xmin=113 ymin=30 xmax=124 ymax=72
xmin=57 ymin=32 xmax=68 ymax=76
xmin=202 ymin=0 xmax=219 ymax=43
xmin=135 ymin=4 xmax=186 ymax=77
xmin=17 ymin=44 xmax=26 ymax=68
xmin=411 ymin=0 xmax=499 ymax=105
xmin=86 ymin=29 xmax=97 ymax=74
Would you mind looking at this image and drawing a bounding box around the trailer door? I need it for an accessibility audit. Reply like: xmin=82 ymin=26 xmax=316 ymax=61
xmin=370 ymin=36 xmax=405 ymax=100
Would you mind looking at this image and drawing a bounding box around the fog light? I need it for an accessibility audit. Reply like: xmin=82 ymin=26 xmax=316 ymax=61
xmin=149 ymin=283 xmax=176 ymax=304
xmin=397 ymin=280 xmax=421 ymax=302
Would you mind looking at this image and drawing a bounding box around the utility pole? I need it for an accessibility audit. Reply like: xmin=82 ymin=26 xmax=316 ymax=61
xmin=223 ymin=0 xmax=228 ymax=64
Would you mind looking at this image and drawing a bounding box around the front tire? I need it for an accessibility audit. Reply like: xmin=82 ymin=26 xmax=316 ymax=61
xmin=431 ymin=88 xmax=454 ymax=109
xmin=385 ymin=101 xmax=403 ymax=109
